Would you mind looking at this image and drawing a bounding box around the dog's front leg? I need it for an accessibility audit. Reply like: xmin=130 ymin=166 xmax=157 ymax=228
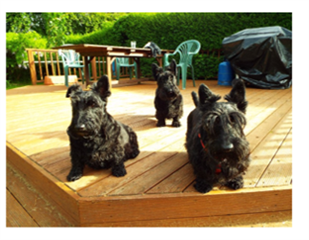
xmin=225 ymin=175 xmax=244 ymax=190
xmin=67 ymin=154 xmax=85 ymax=181
xmin=194 ymin=177 xmax=213 ymax=193
xmin=156 ymin=117 xmax=166 ymax=127
xmin=172 ymin=116 xmax=181 ymax=127
xmin=111 ymin=153 xmax=127 ymax=177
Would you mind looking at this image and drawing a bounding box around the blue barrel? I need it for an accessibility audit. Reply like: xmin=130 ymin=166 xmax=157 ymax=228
xmin=218 ymin=61 xmax=234 ymax=86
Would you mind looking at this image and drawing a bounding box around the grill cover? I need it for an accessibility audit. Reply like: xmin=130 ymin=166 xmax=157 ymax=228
xmin=222 ymin=26 xmax=292 ymax=89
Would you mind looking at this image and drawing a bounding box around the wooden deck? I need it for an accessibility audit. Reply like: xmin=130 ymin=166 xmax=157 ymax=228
xmin=6 ymin=80 xmax=292 ymax=227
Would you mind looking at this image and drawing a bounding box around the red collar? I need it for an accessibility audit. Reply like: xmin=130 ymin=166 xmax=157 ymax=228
xmin=198 ymin=133 xmax=207 ymax=152
xmin=198 ymin=133 xmax=221 ymax=174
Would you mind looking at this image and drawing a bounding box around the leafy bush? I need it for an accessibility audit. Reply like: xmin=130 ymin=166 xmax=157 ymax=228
xmin=6 ymin=31 xmax=47 ymax=83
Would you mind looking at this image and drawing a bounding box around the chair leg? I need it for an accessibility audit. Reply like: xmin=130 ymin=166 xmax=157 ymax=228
xmin=80 ymin=69 xmax=85 ymax=85
xmin=134 ymin=63 xmax=138 ymax=79
xmin=64 ymin=66 xmax=69 ymax=87
xmin=191 ymin=66 xmax=196 ymax=87
xmin=129 ymin=67 xmax=132 ymax=79
xmin=182 ymin=67 xmax=187 ymax=90
xmin=177 ymin=66 xmax=180 ymax=86
xmin=116 ymin=65 xmax=120 ymax=80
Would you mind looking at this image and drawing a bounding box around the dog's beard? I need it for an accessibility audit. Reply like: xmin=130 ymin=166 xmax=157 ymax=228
xmin=159 ymin=90 xmax=179 ymax=101
xmin=205 ymin=137 xmax=249 ymax=165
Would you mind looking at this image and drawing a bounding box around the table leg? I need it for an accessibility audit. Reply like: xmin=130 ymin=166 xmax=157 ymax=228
xmin=135 ymin=58 xmax=141 ymax=79
xmin=156 ymin=57 xmax=163 ymax=67
xmin=106 ymin=57 xmax=116 ymax=89
xmin=84 ymin=56 xmax=94 ymax=86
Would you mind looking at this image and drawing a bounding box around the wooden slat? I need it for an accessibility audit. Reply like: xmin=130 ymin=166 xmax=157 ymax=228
xmin=245 ymin=111 xmax=292 ymax=187
xmin=6 ymin=189 xmax=39 ymax=227
xmin=56 ymin=52 xmax=61 ymax=76
xmin=26 ymin=49 xmax=37 ymax=84
xmin=108 ymin=152 xmax=188 ymax=196
xmin=146 ymin=163 xmax=194 ymax=194
xmin=78 ymin=187 xmax=291 ymax=225
xmin=257 ymin=128 xmax=292 ymax=187
xmin=6 ymin=142 xmax=80 ymax=226
xmin=50 ymin=52 xmax=55 ymax=75
xmin=44 ymin=52 xmax=49 ymax=76
xmin=82 ymin=210 xmax=292 ymax=227
xmin=37 ymin=51 xmax=43 ymax=80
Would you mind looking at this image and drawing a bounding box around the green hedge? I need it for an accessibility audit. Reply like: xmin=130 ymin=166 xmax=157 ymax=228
xmin=65 ymin=12 xmax=291 ymax=79
xmin=7 ymin=13 xmax=292 ymax=82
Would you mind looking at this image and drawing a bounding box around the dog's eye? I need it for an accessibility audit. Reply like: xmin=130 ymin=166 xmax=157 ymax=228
xmin=229 ymin=115 xmax=235 ymax=123
xmin=214 ymin=117 xmax=220 ymax=125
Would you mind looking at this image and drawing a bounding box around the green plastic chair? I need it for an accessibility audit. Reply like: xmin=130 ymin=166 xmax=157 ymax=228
xmin=164 ymin=40 xmax=201 ymax=89
xmin=58 ymin=49 xmax=85 ymax=87
xmin=115 ymin=58 xmax=138 ymax=80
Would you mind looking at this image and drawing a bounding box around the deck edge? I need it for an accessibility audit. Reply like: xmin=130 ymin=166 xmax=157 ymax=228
xmin=6 ymin=141 xmax=80 ymax=227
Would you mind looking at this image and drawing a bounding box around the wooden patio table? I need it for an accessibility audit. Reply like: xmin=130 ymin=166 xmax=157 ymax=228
xmin=53 ymin=44 xmax=168 ymax=87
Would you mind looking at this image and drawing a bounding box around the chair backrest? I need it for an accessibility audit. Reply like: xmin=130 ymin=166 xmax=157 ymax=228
xmin=175 ymin=40 xmax=201 ymax=65
xmin=116 ymin=57 xmax=130 ymax=65
xmin=58 ymin=49 xmax=81 ymax=66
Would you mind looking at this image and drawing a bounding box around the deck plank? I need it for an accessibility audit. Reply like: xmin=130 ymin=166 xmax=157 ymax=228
xmin=6 ymin=189 xmax=39 ymax=227
xmin=257 ymin=128 xmax=292 ymax=187
xmin=245 ymin=111 xmax=292 ymax=187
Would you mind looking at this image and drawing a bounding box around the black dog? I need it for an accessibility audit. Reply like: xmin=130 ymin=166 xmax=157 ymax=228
xmin=152 ymin=59 xmax=183 ymax=127
xmin=186 ymin=79 xmax=251 ymax=193
xmin=65 ymin=75 xmax=140 ymax=181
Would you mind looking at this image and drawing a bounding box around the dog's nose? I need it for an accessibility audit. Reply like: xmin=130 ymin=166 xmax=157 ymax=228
xmin=76 ymin=124 xmax=86 ymax=131
xmin=222 ymin=143 xmax=234 ymax=152
xmin=168 ymin=89 xmax=176 ymax=96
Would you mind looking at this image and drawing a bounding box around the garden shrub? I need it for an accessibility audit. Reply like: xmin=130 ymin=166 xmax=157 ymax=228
xmin=6 ymin=31 xmax=47 ymax=83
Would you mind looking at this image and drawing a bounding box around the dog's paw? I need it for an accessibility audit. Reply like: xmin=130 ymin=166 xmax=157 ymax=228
xmin=172 ymin=120 xmax=181 ymax=127
xmin=194 ymin=179 xmax=213 ymax=193
xmin=225 ymin=176 xmax=244 ymax=190
xmin=67 ymin=172 xmax=83 ymax=182
xmin=130 ymin=149 xmax=140 ymax=159
xmin=156 ymin=121 xmax=166 ymax=127
xmin=112 ymin=165 xmax=127 ymax=177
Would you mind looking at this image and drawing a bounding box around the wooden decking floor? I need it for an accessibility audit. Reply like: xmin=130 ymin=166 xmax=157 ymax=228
xmin=6 ymin=80 xmax=292 ymax=227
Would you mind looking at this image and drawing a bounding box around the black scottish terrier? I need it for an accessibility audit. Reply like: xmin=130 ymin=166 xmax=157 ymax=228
xmin=152 ymin=59 xmax=183 ymax=127
xmin=66 ymin=75 xmax=140 ymax=181
xmin=186 ymin=79 xmax=251 ymax=193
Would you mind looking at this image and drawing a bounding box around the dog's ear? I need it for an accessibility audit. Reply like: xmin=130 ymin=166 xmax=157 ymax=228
xmin=95 ymin=75 xmax=111 ymax=101
xmin=66 ymin=84 xmax=82 ymax=98
xmin=224 ymin=79 xmax=248 ymax=113
xmin=151 ymin=63 xmax=163 ymax=80
xmin=168 ymin=59 xmax=177 ymax=76
xmin=198 ymin=84 xmax=221 ymax=105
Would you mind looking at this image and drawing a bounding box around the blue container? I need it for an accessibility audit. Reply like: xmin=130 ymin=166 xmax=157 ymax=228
xmin=218 ymin=61 xmax=234 ymax=86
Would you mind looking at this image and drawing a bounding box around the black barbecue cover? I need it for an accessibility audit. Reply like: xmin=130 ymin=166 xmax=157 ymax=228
xmin=222 ymin=26 xmax=292 ymax=89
